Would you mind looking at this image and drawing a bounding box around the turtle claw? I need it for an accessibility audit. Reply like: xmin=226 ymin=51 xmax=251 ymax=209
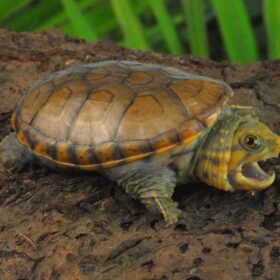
xmin=160 ymin=200 xmax=182 ymax=226
xmin=144 ymin=197 xmax=182 ymax=225
xmin=165 ymin=207 xmax=183 ymax=226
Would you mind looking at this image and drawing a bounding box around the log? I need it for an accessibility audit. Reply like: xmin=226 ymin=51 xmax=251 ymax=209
xmin=0 ymin=28 xmax=279 ymax=280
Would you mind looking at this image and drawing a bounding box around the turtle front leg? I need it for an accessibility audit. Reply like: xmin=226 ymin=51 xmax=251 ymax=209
xmin=112 ymin=167 xmax=181 ymax=225
xmin=0 ymin=133 xmax=33 ymax=172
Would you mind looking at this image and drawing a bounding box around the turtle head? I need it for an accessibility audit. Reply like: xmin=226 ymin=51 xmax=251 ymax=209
xmin=227 ymin=116 xmax=280 ymax=191
xmin=195 ymin=107 xmax=280 ymax=192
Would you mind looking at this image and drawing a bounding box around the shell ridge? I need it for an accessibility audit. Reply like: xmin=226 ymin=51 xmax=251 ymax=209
xmin=112 ymin=78 xmax=139 ymax=141
xmin=65 ymin=86 xmax=91 ymax=141
xmin=27 ymin=82 xmax=55 ymax=127
xmin=166 ymin=81 xmax=190 ymax=120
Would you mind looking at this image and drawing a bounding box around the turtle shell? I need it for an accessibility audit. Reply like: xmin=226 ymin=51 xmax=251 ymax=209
xmin=12 ymin=60 xmax=233 ymax=170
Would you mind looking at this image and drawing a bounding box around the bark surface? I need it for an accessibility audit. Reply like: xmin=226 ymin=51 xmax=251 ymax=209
xmin=0 ymin=29 xmax=279 ymax=280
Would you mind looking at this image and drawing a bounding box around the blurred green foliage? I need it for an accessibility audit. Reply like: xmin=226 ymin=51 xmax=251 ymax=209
xmin=0 ymin=0 xmax=279 ymax=63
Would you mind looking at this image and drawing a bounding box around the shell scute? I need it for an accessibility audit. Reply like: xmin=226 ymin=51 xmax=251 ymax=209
xmin=19 ymin=83 xmax=54 ymax=125
xmin=75 ymin=145 xmax=95 ymax=165
xmin=118 ymin=140 xmax=151 ymax=158
xmin=86 ymin=66 xmax=110 ymax=82
xmin=32 ymin=80 xmax=89 ymax=141
xmin=55 ymin=141 xmax=74 ymax=164
xmin=152 ymin=130 xmax=179 ymax=151
xmin=127 ymin=71 xmax=154 ymax=85
xmin=170 ymin=79 xmax=228 ymax=120
xmin=94 ymin=142 xmax=121 ymax=164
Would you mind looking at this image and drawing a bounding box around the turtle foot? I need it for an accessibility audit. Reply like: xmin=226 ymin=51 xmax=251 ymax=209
xmin=0 ymin=133 xmax=31 ymax=173
xmin=144 ymin=197 xmax=182 ymax=225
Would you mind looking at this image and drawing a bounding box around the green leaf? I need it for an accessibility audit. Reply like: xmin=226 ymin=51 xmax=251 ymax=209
xmin=148 ymin=0 xmax=183 ymax=54
xmin=111 ymin=0 xmax=149 ymax=50
xmin=36 ymin=2 xmax=111 ymax=36
xmin=1 ymin=0 xmax=62 ymax=31
xmin=0 ymin=0 xmax=32 ymax=21
xmin=182 ymin=0 xmax=209 ymax=57
xmin=60 ymin=0 xmax=97 ymax=41
xmin=263 ymin=0 xmax=280 ymax=59
xmin=211 ymin=0 xmax=259 ymax=63
xmin=34 ymin=0 xmax=96 ymax=31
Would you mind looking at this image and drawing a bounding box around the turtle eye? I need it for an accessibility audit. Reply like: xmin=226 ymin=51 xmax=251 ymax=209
xmin=241 ymin=135 xmax=263 ymax=150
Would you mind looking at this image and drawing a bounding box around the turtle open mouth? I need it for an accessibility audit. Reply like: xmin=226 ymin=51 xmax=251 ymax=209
xmin=241 ymin=161 xmax=275 ymax=183
xmin=228 ymin=154 xmax=279 ymax=191
xmin=230 ymin=157 xmax=277 ymax=191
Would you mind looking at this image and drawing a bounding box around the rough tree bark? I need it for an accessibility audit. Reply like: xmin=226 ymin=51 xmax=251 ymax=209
xmin=0 ymin=29 xmax=279 ymax=280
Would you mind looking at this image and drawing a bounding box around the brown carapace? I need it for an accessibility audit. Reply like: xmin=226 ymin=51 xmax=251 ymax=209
xmin=12 ymin=61 xmax=232 ymax=170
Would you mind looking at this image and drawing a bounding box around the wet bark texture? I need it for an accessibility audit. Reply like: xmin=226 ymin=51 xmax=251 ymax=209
xmin=0 ymin=29 xmax=280 ymax=280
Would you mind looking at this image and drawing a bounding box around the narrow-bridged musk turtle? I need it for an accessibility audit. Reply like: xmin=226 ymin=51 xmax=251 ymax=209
xmin=1 ymin=61 xmax=279 ymax=224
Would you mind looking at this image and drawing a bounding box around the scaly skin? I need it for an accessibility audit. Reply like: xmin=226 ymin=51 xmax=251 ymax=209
xmin=0 ymin=133 xmax=33 ymax=173
xmin=114 ymin=167 xmax=180 ymax=225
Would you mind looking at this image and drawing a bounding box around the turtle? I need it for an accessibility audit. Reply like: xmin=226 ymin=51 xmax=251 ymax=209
xmin=0 ymin=60 xmax=279 ymax=224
